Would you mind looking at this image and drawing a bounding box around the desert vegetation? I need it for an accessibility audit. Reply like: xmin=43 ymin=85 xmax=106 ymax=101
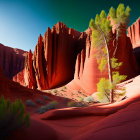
xmin=0 ymin=96 xmax=30 ymax=139
xmin=89 ymin=3 xmax=130 ymax=103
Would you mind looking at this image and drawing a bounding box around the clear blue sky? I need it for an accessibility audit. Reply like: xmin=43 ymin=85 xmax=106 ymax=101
xmin=0 ymin=0 xmax=140 ymax=51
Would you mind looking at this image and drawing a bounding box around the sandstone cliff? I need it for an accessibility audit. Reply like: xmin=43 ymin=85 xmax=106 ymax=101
xmin=13 ymin=22 xmax=87 ymax=89
xmin=68 ymin=24 xmax=139 ymax=95
xmin=128 ymin=18 xmax=140 ymax=69
xmin=13 ymin=21 xmax=139 ymax=94
xmin=0 ymin=43 xmax=27 ymax=79
xmin=128 ymin=18 xmax=140 ymax=48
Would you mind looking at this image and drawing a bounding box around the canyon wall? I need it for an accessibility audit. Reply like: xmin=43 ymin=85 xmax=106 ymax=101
xmin=0 ymin=43 xmax=27 ymax=79
xmin=128 ymin=18 xmax=140 ymax=68
xmin=13 ymin=21 xmax=139 ymax=94
xmin=68 ymin=25 xmax=139 ymax=95
xmin=13 ymin=22 xmax=87 ymax=89
xmin=128 ymin=18 xmax=140 ymax=48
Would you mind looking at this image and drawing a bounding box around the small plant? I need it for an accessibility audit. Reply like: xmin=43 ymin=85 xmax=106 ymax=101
xmin=53 ymin=89 xmax=58 ymax=93
xmin=75 ymin=102 xmax=86 ymax=107
xmin=77 ymin=91 xmax=82 ymax=94
xmin=61 ymin=89 xmax=64 ymax=92
xmin=67 ymin=101 xmax=75 ymax=107
xmin=78 ymin=97 xmax=84 ymax=102
xmin=49 ymin=101 xmax=58 ymax=107
xmin=26 ymin=99 xmax=36 ymax=107
xmin=39 ymin=106 xmax=47 ymax=114
xmin=84 ymin=96 xmax=94 ymax=103
xmin=37 ymin=101 xmax=59 ymax=114
xmin=36 ymin=99 xmax=44 ymax=104
xmin=71 ymin=93 xmax=74 ymax=96
xmin=0 ymin=96 xmax=30 ymax=139
xmin=43 ymin=96 xmax=50 ymax=100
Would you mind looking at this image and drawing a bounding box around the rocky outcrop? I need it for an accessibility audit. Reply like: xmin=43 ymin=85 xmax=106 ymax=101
xmin=128 ymin=18 xmax=140 ymax=69
xmin=14 ymin=21 xmax=139 ymax=93
xmin=68 ymin=24 xmax=139 ymax=95
xmin=13 ymin=50 xmax=37 ymax=89
xmin=13 ymin=22 xmax=87 ymax=89
xmin=0 ymin=43 xmax=27 ymax=79
xmin=128 ymin=18 xmax=140 ymax=48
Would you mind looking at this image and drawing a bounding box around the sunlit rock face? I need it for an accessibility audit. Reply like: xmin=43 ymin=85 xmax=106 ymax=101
xmin=68 ymin=24 xmax=139 ymax=95
xmin=128 ymin=18 xmax=140 ymax=49
xmin=13 ymin=22 xmax=87 ymax=89
xmin=128 ymin=18 xmax=140 ymax=69
xmin=13 ymin=21 xmax=139 ymax=93
xmin=0 ymin=43 xmax=27 ymax=79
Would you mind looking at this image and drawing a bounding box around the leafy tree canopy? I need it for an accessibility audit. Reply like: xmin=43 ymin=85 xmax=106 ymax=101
xmin=109 ymin=3 xmax=131 ymax=26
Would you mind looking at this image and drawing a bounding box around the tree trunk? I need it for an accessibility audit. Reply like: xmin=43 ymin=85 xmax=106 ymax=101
xmin=96 ymin=25 xmax=113 ymax=103
xmin=103 ymin=36 xmax=113 ymax=103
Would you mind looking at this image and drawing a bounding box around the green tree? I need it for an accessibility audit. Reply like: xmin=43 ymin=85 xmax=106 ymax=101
xmin=109 ymin=3 xmax=131 ymax=56
xmin=97 ymin=58 xmax=127 ymax=102
xmin=89 ymin=10 xmax=113 ymax=102
xmin=89 ymin=4 xmax=128 ymax=102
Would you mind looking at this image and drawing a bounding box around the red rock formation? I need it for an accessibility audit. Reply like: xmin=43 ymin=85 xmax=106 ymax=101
xmin=14 ymin=21 xmax=139 ymax=94
xmin=13 ymin=22 xmax=87 ymax=90
xmin=68 ymin=24 xmax=139 ymax=95
xmin=0 ymin=43 xmax=27 ymax=79
xmin=128 ymin=18 xmax=140 ymax=48
xmin=128 ymin=18 xmax=140 ymax=69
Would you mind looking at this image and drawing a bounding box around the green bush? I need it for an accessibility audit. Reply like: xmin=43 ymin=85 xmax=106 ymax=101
xmin=43 ymin=95 xmax=50 ymax=100
xmin=0 ymin=96 xmax=30 ymax=139
xmin=53 ymin=89 xmax=58 ymax=93
xmin=36 ymin=101 xmax=59 ymax=114
xmin=26 ymin=99 xmax=36 ymax=107
xmin=78 ymin=97 xmax=84 ymax=102
xmin=49 ymin=101 xmax=58 ymax=107
xmin=84 ymin=96 xmax=94 ymax=103
xmin=67 ymin=101 xmax=75 ymax=107
xmin=36 ymin=99 xmax=44 ymax=104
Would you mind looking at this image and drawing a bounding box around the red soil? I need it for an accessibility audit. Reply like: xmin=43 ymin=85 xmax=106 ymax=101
xmin=1 ymin=66 xmax=140 ymax=140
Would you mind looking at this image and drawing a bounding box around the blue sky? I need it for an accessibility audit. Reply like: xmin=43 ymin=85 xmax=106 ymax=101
xmin=0 ymin=0 xmax=140 ymax=51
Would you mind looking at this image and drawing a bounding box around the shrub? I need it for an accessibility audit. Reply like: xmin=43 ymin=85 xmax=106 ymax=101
xmin=0 ymin=96 xmax=30 ymax=139
xmin=61 ymin=86 xmax=67 ymax=92
xmin=37 ymin=101 xmax=59 ymax=114
xmin=26 ymin=100 xmax=36 ymax=107
xmin=53 ymin=89 xmax=58 ymax=93
xmin=36 ymin=99 xmax=44 ymax=104
xmin=84 ymin=96 xmax=94 ymax=103
xmin=78 ymin=97 xmax=84 ymax=102
xmin=77 ymin=91 xmax=82 ymax=94
xmin=71 ymin=93 xmax=74 ymax=96
xmin=40 ymin=106 xmax=47 ymax=114
xmin=67 ymin=101 xmax=75 ymax=107
xmin=75 ymin=102 xmax=86 ymax=107
xmin=43 ymin=96 xmax=50 ymax=100
xmin=49 ymin=101 xmax=58 ymax=107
